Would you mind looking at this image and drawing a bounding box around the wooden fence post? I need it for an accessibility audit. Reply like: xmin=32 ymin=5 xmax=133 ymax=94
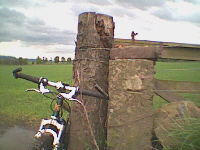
xmin=69 ymin=12 xmax=114 ymax=150
xmin=107 ymin=46 xmax=160 ymax=150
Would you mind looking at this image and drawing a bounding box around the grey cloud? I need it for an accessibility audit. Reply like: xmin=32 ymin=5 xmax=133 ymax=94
xmin=109 ymin=7 xmax=136 ymax=18
xmin=0 ymin=0 xmax=28 ymax=7
xmin=0 ymin=0 xmax=47 ymax=8
xmin=0 ymin=7 xmax=76 ymax=45
xmin=82 ymin=0 xmax=111 ymax=6
xmin=24 ymin=25 xmax=75 ymax=46
xmin=150 ymin=6 xmax=177 ymax=21
xmin=183 ymin=0 xmax=200 ymax=4
xmin=109 ymin=7 xmax=129 ymax=17
xmin=70 ymin=2 xmax=101 ymax=16
xmin=114 ymin=0 xmax=166 ymax=10
xmin=44 ymin=46 xmax=75 ymax=54
xmin=70 ymin=1 xmax=135 ymax=19
xmin=54 ymin=0 xmax=67 ymax=2
xmin=69 ymin=0 xmax=111 ymax=6
xmin=0 ymin=7 xmax=25 ymax=26
xmin=184 ymin=12 xmax=200 ymax=26
xmin=151 ymin=5 xmax=200 ymax=27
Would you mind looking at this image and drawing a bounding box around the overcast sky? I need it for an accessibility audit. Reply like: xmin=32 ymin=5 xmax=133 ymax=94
xmin=0 ymin=0 xmax=200 ymax=59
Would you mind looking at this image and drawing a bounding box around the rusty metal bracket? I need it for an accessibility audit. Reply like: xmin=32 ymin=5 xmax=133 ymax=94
xmin=94 ymin=84 xmax=109 ymax=98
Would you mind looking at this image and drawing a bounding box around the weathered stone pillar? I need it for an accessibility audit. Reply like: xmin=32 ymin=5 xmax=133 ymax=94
xmin=69 ymin=12 xmax=114 ymax=150
xmin=107 ymin=46 xmax=160 ymax=150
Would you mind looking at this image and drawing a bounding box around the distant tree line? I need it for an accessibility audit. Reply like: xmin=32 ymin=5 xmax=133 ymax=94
xmin=0 ymin=57 xmax=28 ymax=65
xmin=0 ymin=56 xmax=72 ymax=65
xmin=35 ymin=56 xmax=72 ymax=64
xmin=35 ymin=56 xmax=48 ymax=64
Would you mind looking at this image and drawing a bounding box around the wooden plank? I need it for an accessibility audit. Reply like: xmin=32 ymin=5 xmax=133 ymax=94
xmin=161 ymin=47 xmax=200 ymax=60
xmin=110 ymin=46 xmax=162 ymax=60
xmin=111 ymin=41 xmax=200 ymax=60
xmin=154 ymin=79 xmax=187 ymax=103
xmin=156 ymin=80 xmax=200 ymax=93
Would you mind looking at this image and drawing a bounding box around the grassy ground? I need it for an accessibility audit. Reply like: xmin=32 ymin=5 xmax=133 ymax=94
xmin=153 ymin=61 xmax=200 ymax=150
xmin=153 ymin=61 xmax=200 ymax=110
xmin=0 ymin=64 xmax=73 ymax=129
xmin=154 ymin=61 xmax=200 ymax=82
xmin=0 ymin=62 xmax=200 ymax=129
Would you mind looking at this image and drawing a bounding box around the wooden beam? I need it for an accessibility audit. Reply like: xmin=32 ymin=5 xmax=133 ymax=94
xmin=154 ymin=79 xmax=187 ymax=103
xmin=110 ymin=46 xmax=162 ymax=60
xmin=161 ymin=47 xmax=200 ymax=60
xmin=155 ymin=80 xmax=200 ymax=93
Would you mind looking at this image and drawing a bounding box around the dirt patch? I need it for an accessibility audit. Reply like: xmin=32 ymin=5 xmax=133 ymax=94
xmin=0 ymin=114 xmax=41 ymax=150
xmin=0 ymin=126 xmax=35 ymax=150
xmin=0 ymin=114 xmax=40 ymax=132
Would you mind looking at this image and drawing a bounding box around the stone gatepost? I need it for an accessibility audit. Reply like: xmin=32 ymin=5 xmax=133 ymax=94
xmin=70 ymin=12 xmax=114 ymax=150
xmin=107 ymin=46 xmax=161 ymax=150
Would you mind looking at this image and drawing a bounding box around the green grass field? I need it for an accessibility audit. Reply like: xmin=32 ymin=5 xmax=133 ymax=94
xmin=0 ymin=64 xmax=73 ymax=128
xmin=154 ymin=61 xmax=200 ymax=82
xmin=154 ymin=61 xmax=200 ymax=110
xmin=0 ymin=62 xmax=200 ymax=128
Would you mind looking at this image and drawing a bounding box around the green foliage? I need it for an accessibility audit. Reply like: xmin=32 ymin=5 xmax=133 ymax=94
xmin=0 ymin=57 xmax=29 ymax=65
xmin=42 ymin=57 xmax=48 ymax=64
xmin=0 ymin=59 xmax=3 ymax=64
xmin=61 ymin=57 xmax=66 ymax=63
xmin=153 ymin=95 xmax=169 ymax=110
xmin=163 ymin=118 xmax=200 ymax=150
xmin=36 ymin=56 xmax=48 ymax=64
xmin=36 ymin=56 xmax=42 ymax=64
xmin=67 ymin=57 xmax=72 ymax=63
xmin=54 ymin=56 xmax=59 ymax=63
xmin=154 ymin=61 xmax=200 ymax=149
